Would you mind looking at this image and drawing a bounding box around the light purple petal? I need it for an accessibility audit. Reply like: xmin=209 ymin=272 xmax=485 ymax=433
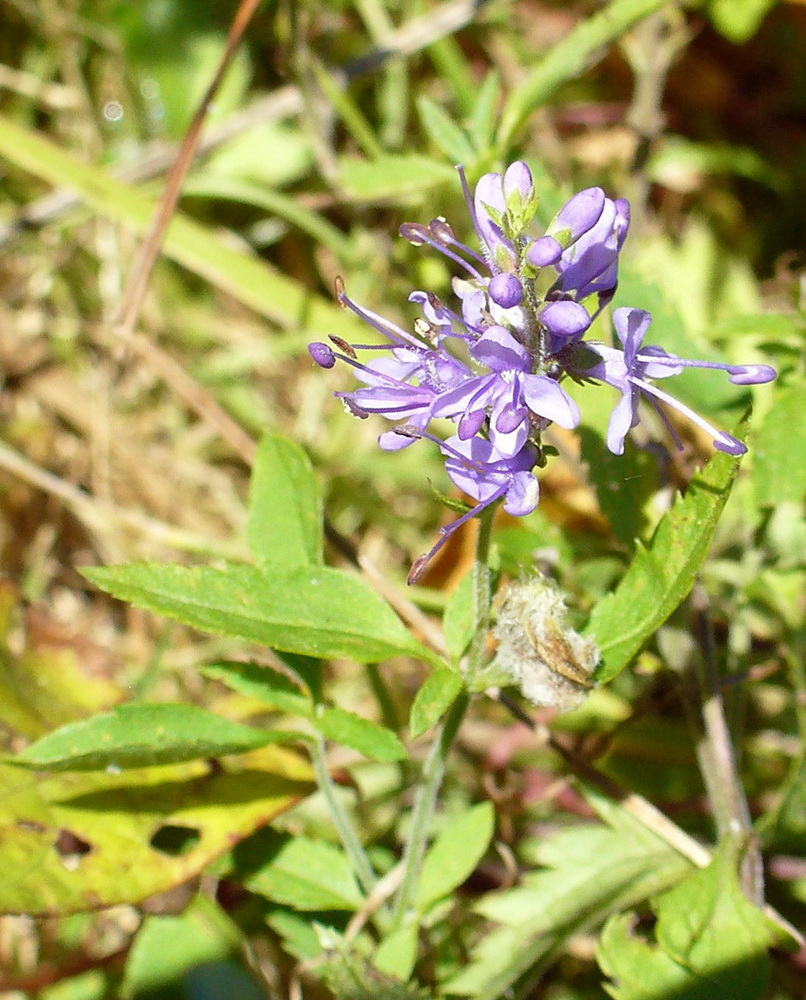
xmin=521 ymin=375 xmax=580 ymax=429
xmin=488 ymin=396 xmax=529 ymax=457
xmin=612 ymin=308 xmax=652 ymax=366
xmin=431 ymin=374 xmax=497 ymax=418
xmin=459 ymin=407 xmax=487 ymax=440
xmin=495 ymin=402 xmax=528 ymax=434
xmin=549 ymin=187 xmax=606 ymax=243
xmin=503 ymin=470 xmax=539 ymax=516
xmin=604 ymin=390 xmax=636 ymax=455
xmin=474 ymin=172 xmax=507 ymax=252
xmin=471 ymin=325 xmax=529 ymax=372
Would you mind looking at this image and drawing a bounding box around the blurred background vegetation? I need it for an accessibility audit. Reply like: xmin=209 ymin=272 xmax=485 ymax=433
xmin=0 ymin=0 xmax=805 ymax=997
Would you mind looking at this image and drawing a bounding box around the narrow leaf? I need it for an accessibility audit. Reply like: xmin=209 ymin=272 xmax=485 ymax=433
xmin=468 ymin=70 xmax=501 ymax=154
xmin=339 ymin=154 xmax=455 ymax=202
xmin=586 ymin=441 xmax=743 ymax=682
xmin=417 ymin=802 xmax=494 ymax=911
xmin=202 ymin=661 xmax=313 ymax=717
xmin=0 ymin=114 xmax=360 ymax=339
xmin=417 ymin=96 xmax=476 ymax=164
xmin=84 ymin=563 xmax=440 ymax=666
xmin=248 ymin=434 xmax=322 ymax=569
xmin=409 ymin=667 xmax=463 ymax=740
xmin=497 ymin=0 xmax=667 ymax=150
xmin=13 ymin=703 xmax=280 ymax=771
xmin=317 ymin=707 xmax=406 ymax=762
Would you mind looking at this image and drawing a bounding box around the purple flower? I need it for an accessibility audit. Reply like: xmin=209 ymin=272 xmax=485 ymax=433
xmin=553 ymin=196 xmax=630 ymax=304
xmin=309 ymin=163 xmax=776 ymax=583
xmin=407 ymin=435 xmax=538 ymax=584
xmin=577 ymin=307 xmax=775 ymax=456
xmin=430 ymin=325 xmax=580 ymax=456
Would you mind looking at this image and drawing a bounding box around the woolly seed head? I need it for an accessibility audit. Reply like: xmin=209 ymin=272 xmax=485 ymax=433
xmin=492 ymin=579 xmax=599 ymax=712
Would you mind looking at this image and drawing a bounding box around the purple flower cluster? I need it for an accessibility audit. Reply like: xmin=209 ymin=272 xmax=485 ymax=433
xmin=309 ymin=162 xmax=775 ymax=583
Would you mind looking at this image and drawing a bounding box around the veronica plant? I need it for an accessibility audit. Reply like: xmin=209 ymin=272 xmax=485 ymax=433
xmin=310 ymin=162 xmax=775 ymax=583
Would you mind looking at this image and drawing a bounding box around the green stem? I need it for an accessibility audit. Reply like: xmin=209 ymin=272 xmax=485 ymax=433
xmin=689 ymin=587 xmax=764 ymax=905
xmin=391 ymin=505 xmax=496 ymax=927
xmin=311 ymin=735 xmax=379 ymax=900
xmin=391 ymin=692 xmax=469 ymax=927
xmin=466 ymin=504 xmax=497 ymax=683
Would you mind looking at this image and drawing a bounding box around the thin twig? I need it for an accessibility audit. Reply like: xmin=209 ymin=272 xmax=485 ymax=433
xmin=0 ymin=441 xmax=245 ymax=559
xmin=690 ymin=585 xmax=765 ymax=905
xmin=0 ymin=0 xmax=491 ymax=242
xmin=114 ymin=0 xmax=265 ymax=340
xmin=621 ymin=8 xmax=689 ymax=220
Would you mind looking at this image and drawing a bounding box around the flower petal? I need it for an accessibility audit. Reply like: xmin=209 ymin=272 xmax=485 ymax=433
xmin=522 ymin=375 xmax=580 ymax=429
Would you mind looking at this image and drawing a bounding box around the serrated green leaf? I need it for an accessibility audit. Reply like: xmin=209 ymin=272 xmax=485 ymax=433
xmin=598 ymin=836 xmax=778 ymax=1000
xmin=409 ymin=667 xmax=463 ymax=740
xmin=446 ymin=785 xmax=692 ymax=999
xmin=202 ymin=661 xmax=313 ymax=717
xmin=417 ymin=802 xmax=494 ymax=911
xmin=496 ymin=0 xmax=668 ymax=149
xmin=442 ymin=571 xmax=475 ymax=665
xmin=339 ymin=154 xmax=455 ymax=202
xmin=318 ymin=707 xmax=406 ymax=763
xmin=417 ymin=96 xmax=476 ymax=164
xmin=752 ymin=379 xmax=806 ymax=507
xmin=586 ymin=441 xmax=743 ymax=683
xmin=243 ymin=832 xmax=363 ymax=911
xmin=13 ymin=703 xmax=280 ymax=771
xmin=84 ymin=563 xmax=439 ymax=666
xmin=598 ymin=913 xmax=697 ymax=1000
xmin=248 ymin=433 xmax=322 ymax=569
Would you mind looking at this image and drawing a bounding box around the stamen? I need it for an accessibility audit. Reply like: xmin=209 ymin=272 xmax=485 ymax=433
xmin=458 ymin=166 xmax=501 ymax=274
xmin=407 ymin=483 xmax=508 ymax=584
xmin=336 ymin=281 xmax=421 ymax=348
xmin=632 ymin=376 xmax=747 ymax=456
xmin=429 ymin=218 xmax=488 ymax=267
xmin=400 ymin=223 xmax=485 ymax=280
xmin=635 ymin=354 xmax=776 ymax=386
xmin=329 ymin=336 xmax=357 ymax=359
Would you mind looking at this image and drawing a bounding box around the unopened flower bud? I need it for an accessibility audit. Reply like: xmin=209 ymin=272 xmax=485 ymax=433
xmin=547 ymin=187 xmax=606 ymax=249
xmin=540 ymin=300 xmax=591 ymax=343
xmin=527 ymin=236 xmax=563 ymax=268
xmin=488 ymin=272 xmax=523 ymax=308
